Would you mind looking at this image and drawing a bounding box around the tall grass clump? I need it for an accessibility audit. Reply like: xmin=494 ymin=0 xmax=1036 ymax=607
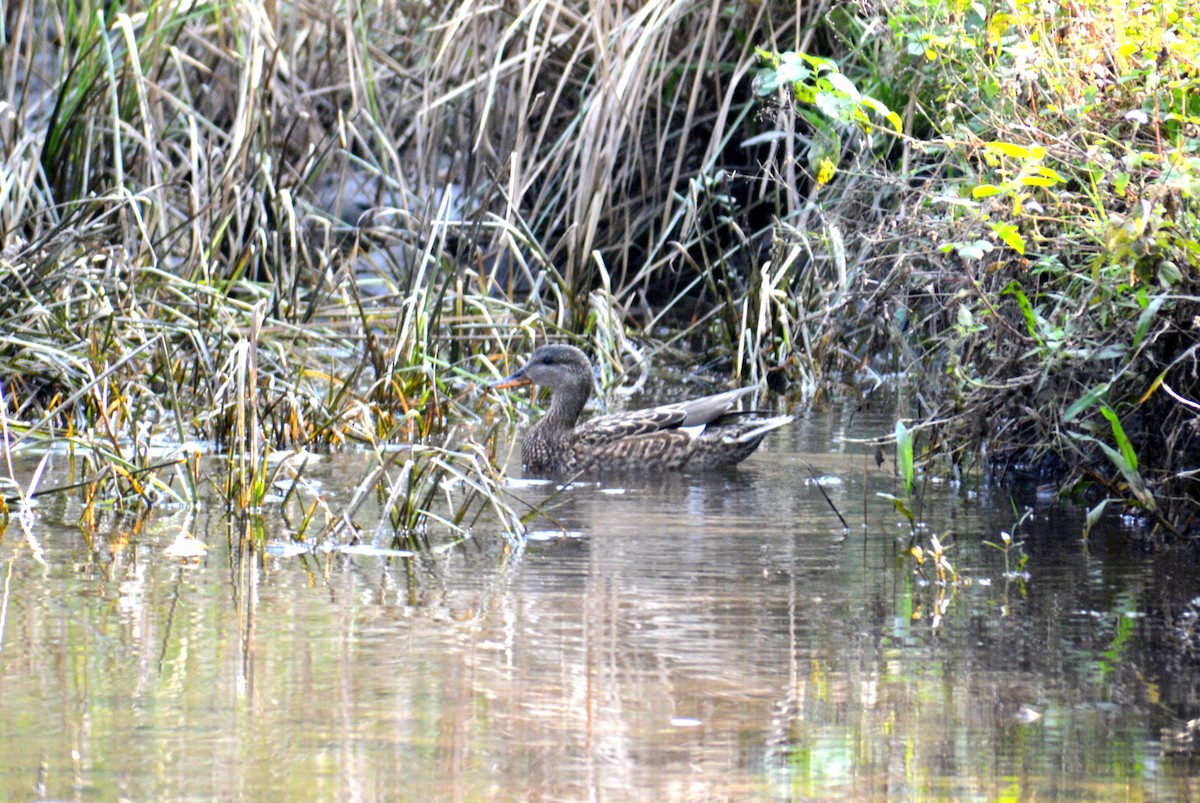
xmin=0 ymin=0 xmax=526 ymax=528
xmin=1 ymin=0 xmax=837 ymax=525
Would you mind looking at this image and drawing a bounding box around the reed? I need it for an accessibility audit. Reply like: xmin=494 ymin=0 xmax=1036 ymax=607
xmin=2 ymin=0 xmax=822 ymax=533
xmin=6 ymin=0 xmax=1193 ymax=536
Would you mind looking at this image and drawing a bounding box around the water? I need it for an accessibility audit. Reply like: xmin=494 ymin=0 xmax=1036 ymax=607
xmin=1 ymin=400 xmax=1198 ymax=800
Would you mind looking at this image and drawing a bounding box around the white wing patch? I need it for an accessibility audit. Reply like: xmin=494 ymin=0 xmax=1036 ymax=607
xmin=721 ymin=415 xmax=794 ymax=444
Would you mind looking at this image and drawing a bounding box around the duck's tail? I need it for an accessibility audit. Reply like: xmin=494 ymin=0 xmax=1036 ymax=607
xmin=726 ymin=414 xmax=794 ymax=444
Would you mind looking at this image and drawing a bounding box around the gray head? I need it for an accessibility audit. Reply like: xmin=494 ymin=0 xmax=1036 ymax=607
xmin=519 ymin=344 xmax=592 ymax=387
xmin=491 ymin=344 xmax=597 ymax=431
xmin=493 ymin=344 xmax=593 ymax=394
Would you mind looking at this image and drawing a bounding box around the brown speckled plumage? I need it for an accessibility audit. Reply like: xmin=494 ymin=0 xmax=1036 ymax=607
xmin=491 ymin=345 xmax=792 ymax=475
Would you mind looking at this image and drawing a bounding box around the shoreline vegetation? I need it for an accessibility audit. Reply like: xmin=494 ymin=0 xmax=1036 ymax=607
xmin=1 ymin=1 xmax=1197 ymax=539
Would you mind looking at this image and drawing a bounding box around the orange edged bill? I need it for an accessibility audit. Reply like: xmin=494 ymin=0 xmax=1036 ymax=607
xmin=490 ymin=368 xmax=533 ymax=391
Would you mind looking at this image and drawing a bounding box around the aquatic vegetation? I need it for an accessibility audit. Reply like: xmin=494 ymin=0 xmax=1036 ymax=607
xmin=985 ymin=502 xmax=1031 ymax=582
xmin=1 ymin=0 xmax=837 ymax=539
xmin=863 ymin=0 xmax=1200 ymax=534
xmin=0 ymin=0 xmax=1197 ymax=539
xmin=745 ymin=1 xmax=1200 ymax=534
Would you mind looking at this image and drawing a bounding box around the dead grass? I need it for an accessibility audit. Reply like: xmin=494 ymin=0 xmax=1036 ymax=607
xmin=0 ymin=0 xmax=825 ymax=534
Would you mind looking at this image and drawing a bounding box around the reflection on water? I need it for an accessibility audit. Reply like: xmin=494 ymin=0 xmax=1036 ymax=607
xmin=1 ymin=400 xmax=1198 ymax=800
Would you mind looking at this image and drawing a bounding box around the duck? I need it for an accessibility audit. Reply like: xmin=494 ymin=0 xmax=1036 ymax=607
xmin=490 ymin=344 xmax=792 ymax=474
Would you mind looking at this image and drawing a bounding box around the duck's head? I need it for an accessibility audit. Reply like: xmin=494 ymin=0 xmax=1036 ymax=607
xmin=491 ymin=344 xmax=594 ymax=397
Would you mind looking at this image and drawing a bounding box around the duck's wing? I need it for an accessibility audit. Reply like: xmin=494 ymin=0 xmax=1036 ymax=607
xmin=573 ymin=406 xmax=688 ymax=447
xmin=674 ymin=386 xmax=758 ymax=426
xmin=573 ymin=387 xmax=759 ymax=448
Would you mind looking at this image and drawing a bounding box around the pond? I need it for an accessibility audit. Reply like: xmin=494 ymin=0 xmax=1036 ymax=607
xmin=1 ymin=396 xmax=1198 ymax=800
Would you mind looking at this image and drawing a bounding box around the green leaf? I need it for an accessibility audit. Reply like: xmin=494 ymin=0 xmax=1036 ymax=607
xmin=1133 ymin=293 xmax=1165 ymax=347
xmin=814 ymin=91 xmax=845 ymax=120
xmin=955 ymin=239 xmax=994 ymax=261
xmin=824 ymin=71 xmax=861 ymax=101
xmin=895 ymin=420 xmax=915 ymax=497
xmin=1070 ymin=432 xmax=1156 ymax=512
xmin=877 ymin=492 xmax=915 ymax=523
xmin=859 ymin=96 xmax=900 ymax=131
xmin=754 ymin=47 xmax=780 ymax=67
xmin=799 ymin=52 xmax=838 ymax=72
xmin=754 ymin=71 xmax=780 ymax=95
xmin=776 ymin=52 xmax=811 ymax=85
xmin=1100 ymin=406 xmax=1137 ymax=472
xmin=1002 ymin=281 xmax=1040 ymax=342
xmin=1096 ymin=440 xmax=1131 ymax=478
xmin=1063 ymin=384 xmax=1108 ymax=423
xmin=1158 ymin=261 xmax=1182 ymax=286
xmin=1090 ymin=345 xmax=1127 ymax=360
xmin=991 ymin=222 xmax=1025 ymax=254
xmin=1083 ymin=499 xmax=1109 ymax=539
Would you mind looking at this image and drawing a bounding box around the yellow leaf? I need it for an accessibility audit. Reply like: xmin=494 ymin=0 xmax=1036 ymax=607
xmin=1137 ymin=372 xmax=1165 ymax=404
xmin=817 ymin=158 xmax=837 ymax=185
xmin=985 ymin=141 xmax=1031 ymax=160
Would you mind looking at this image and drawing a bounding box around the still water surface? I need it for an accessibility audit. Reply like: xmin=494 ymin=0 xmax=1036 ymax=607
xmin=1 ymin=399 xmax=1198 ymax=800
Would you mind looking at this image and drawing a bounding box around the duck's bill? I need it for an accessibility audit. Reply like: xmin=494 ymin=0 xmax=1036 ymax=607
xmin=490 ymin=372 xmax=532 ymax=390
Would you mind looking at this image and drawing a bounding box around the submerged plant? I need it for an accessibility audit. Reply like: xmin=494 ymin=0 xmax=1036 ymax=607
xmin=908 ymin=534 xmax=960 ymax=630
xmin=985 ymin=502 xmax=1031 ymax=581
xmin=879 ymin=420 xmax=920 ymax=530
